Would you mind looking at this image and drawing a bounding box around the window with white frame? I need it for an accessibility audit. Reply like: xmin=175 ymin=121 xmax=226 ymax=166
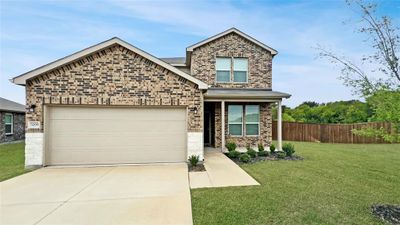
xmin=228 ymin=105 xmax=260 ymax=136
xmin=233 ymin=58 xmax=248 ymax=82
xmin=216 ymin=57 xmax=231 ymax=82
xmin=228 ymin=105 xmax=243 ymax=136
xmin=4 ymin=113 xmax=13 ymax=135
xmin=245 ymin=105 xmax=260 ymax=135
xmin=216 ymin=57 xmax=248 ymax=83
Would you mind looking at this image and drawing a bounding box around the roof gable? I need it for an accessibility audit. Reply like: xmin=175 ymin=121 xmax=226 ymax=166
xmin=11 ymin=38 xmax=208 ymax=89
xmin=186 ymin=28 xmax=278 ymax=55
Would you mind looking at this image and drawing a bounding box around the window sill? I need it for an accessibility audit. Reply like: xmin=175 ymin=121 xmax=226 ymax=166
xmin=5 ymin=133 xmax=14 ymax=136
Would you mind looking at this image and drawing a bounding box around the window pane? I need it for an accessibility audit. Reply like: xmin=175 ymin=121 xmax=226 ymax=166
xmin=229 ymin=124 xmax=242 ymax=135
xmin=4 ymin=115 xmax=12 ymax=124
xmin=216 ymin=71 xmax=230 ymax=82
xmin=228 ymin=105 xmax=243 ymax=123
xmin=233 ymin=58 xmax=248 ymax=71
xmin=246 ymin=124 xmax=259 ymax=135
xmin=246 ymin=105 xmax=259 ymax=122
xmin=216 ymin=58 xmax=231 ymax=71
xmin=233 ymin=71 xmax=247 ymax=82
xmin=5 ymin=124 xmax=12 ymax=134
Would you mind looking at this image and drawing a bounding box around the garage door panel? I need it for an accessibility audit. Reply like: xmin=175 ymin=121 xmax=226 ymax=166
xmin=50 ymin=120 xmax=186 ymax=133
xmin=46 ymin=107 xmax=187 ymax=165
xmin=50 ymin=150 xmax=186 ymax=164
xmin=50 ymin=107 xmax=185 ymax=120
xmin=51 ymin=134 xmax=186 ymax=148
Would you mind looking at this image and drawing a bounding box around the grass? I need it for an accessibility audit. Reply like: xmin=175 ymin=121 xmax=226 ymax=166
xmin=0 ymin=142 xmax=33 ymax=181
xmin=191 ymin=142 xmax=400 ymax=225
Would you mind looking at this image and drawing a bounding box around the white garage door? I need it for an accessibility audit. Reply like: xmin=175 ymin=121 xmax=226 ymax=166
xmin=45 ymin=106 xmax=187 ymax=165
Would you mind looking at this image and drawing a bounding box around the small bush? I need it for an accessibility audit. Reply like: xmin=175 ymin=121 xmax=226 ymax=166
xmin=258 ymin=150 xmax=269 ymax=157
xmin=226 ymin=142 xmax=237 ymax=152
xmin=258 ymin=143 xmax=264 ymax=152
xmin=239 ymin=153 xmax=251 ymax=163
xmin=228 ymin=150 xmax=240 ymax=159
xmin=188 ymin=155 xmax=199 ymax=167
xmin=270 ymin=144 xmax=276 ymax=153
xmin=282 ymin=143 xmax=295 ymax=157
xmin=247 ymin=148 xmax=257 ymax=158
xmin=277 ymin=151 xmax=286 ymax=159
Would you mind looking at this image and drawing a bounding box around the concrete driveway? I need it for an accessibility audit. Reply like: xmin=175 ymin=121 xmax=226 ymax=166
xmin=0 ymin=164 xmax=192 ymax=225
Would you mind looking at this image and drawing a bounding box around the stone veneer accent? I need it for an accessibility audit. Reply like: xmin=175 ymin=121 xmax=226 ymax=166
xmin=187 ymin=132 xmax=204 ymax=160
xmin=190 ymin=32 xmax=272 ymax=88
xmin=25 ymin=133 xmax=44 ymax=168
xmin=25 ymin=44 xmax=203 ymax=166
xmin=214 ymin=102 xmax=272 ymax=148
xmin=0 ymin=112 xmax=25 ymax=143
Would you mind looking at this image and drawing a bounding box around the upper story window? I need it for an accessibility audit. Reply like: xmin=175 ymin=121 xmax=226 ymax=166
xmin=216 ymin=57 xmax=248 ymax=83
xmin=4 ymin=113 xmax=13 ymax=135
xmin=216 ymin=58 xmax=231 ymax=82
xmin=233 ymin=58 xmax=248 ymax=82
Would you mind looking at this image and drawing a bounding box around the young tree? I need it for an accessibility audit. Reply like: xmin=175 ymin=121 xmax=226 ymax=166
xmin=316 ymin=0 xmax=400 ymax=96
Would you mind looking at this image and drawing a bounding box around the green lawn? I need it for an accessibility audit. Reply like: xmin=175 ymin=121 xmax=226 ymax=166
xmin=0 ymin=142 xmax=33 ymax=181
xmin=192 ymin=142 xmax=400 ymax=225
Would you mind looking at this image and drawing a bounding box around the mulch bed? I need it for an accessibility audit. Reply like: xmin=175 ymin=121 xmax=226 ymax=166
xmin=372 ymin=204 xmax=400 ymax=225
xmin=188 ymin=164 xmax=206 ymax=172
xmin=225 ymin=152 xmax=303 ymax=164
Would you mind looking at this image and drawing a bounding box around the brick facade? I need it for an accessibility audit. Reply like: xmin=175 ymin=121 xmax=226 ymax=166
xmin=25 ymin=44 xmax=203 ymax=134
xmin=0 ymin=112 xmax=25 ymax=143
xmin=190 ymin=32 xmax=272 ymax=88
xmin=214 ymin=102 xmax=273 ymax=148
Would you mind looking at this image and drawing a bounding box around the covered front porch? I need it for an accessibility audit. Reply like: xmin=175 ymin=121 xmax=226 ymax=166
xmin=203 ymin=88 xmax=290 ymax=151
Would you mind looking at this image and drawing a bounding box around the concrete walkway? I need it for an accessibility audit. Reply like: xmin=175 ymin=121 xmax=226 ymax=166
xmin=189 ymin=149 xmax=259 ymax=189
xmin=1 ymin=164 xmax=192 ymax=225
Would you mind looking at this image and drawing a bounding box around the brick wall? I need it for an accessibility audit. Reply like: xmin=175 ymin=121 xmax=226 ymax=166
xmin=190 ymin=32 xmax=272 ymax=88
xmin=0 ymin=112 xmax=25 ymax=143
xmin=25 ymin=44 xmax=203 ymax=133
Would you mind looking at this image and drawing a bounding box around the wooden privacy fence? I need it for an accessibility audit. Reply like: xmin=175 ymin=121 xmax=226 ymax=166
xmin=272 ymin=121 xmax=393 ymax=144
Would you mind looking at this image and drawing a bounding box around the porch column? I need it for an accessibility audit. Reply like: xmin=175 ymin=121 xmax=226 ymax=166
xmin=277 ymin=100 xmax=283 ymax=151
xmin=221 ymin=100 xmax=225 ymax=151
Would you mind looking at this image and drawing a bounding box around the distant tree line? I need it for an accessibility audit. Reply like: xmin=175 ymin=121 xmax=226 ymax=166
xmin=273 ymin=100 xmax=372 ymax=124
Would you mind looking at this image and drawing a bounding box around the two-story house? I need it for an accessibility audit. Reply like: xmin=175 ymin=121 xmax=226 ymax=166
xmin=11 ymin=28 xmax=290 ymax=168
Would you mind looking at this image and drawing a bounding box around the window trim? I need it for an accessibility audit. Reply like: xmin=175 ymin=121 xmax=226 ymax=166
xmin=228 ymin=105 xmax=244 ymax=137
xmin=245 ymin=105 xmax=260 ymax=136
xmin=215 ymin=57 xmax=249 ymax=84
xmin=4 ymin=113 xmax=13 ymax=135
xmin=233 ymin=57 xmax=249 ymax=83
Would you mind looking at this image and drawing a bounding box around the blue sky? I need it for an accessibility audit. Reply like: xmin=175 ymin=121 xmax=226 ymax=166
xmin=1 ymin=0 xmax=399 ymax=107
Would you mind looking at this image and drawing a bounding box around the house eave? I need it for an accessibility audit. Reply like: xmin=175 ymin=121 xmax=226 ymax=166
xmin=186 ymin=27 xmax=278 ymax=55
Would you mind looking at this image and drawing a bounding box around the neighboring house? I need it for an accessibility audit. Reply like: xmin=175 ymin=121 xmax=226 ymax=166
xmin=11 ymin=28 xmax=290 ymax=168
xmin=0 ymin=97 xmax=25 ymax=143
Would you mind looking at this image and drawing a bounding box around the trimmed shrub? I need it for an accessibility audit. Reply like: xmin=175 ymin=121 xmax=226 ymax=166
xmin=226 ymin=142 xmax=237 ymax=152
xmin=277 ymin=151 xmax=286 ymax=159
xmin=258 ymin=150 xmax=269 ymax=157
xmin=258 ymin=143 xmax=264 ymax=152
xmin=228 ymin=150 xmax=240 ymax=159
xmin=282 ymin=143 xmax=295 ymax=157
xmin=239 ymin=153 xmax=251 ymax=163
xmin=188 ymin=155 xmax=199 ymax=167
xmin=247 ymin=148 xmax=257 ymax=158
xmin=270 ymin=144 xmax=276 ymax=153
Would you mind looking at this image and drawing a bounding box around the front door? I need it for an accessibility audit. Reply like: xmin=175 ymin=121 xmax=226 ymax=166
xmin=204 ymin=111 xmax=211 ymax=146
